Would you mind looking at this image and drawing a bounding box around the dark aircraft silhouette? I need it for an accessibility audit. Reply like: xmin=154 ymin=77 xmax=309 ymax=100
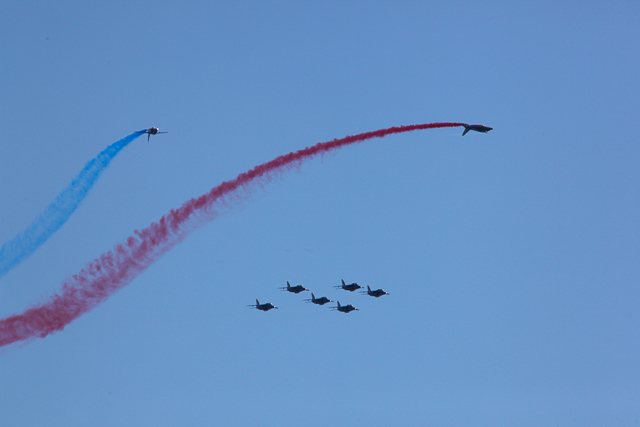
xmin=248 ymin=299 xmax=277 ymax=311
xmin=462 ymin=124 xmax=493 ymax=136
xmin=279 ymin=281 xmax=309 ymax=294
xmin=332 ymin=301 xmax=358 ymax=313
xmin=304 ymin=293 xmax=332 ymax=305
xmin=361 ymin=285 xmax=389 ymax=298
xmin=335 ymin=279 xmax=363 ymax=292
xmin=136 ymin=127 xmax=168 ymax=141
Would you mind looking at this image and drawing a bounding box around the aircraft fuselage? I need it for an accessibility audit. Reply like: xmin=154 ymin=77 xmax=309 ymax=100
xmin=462 ymin=124 xmax=493 ymax=136
xmin=369 ymin=290 xmax=388 ymax=297
xmin=257 ymin=304 xmax=276 ymax=311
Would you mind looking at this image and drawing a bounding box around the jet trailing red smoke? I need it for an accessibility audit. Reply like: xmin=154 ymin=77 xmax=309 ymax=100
xmin=0 ymin=122 xmax=465 ymax=347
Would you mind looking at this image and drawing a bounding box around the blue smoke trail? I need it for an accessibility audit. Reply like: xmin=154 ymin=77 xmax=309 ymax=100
xmin=0 ymin=131 xmax=144 ymax=279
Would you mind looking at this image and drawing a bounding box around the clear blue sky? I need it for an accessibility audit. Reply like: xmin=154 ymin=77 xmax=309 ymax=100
xmin=1 ymin=1 xmax=639 ymax=426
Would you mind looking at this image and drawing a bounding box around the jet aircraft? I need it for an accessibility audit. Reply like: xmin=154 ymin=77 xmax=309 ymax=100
xmin=462 ymin=124 xmax=493 ymax=136
xmin=304 ymin=293 xmax=332 ymax=305
xmin=332 ymin=301 xmax=358 ymax=313
xmin=361 ymin=285 xmax=389 ymax=298
xmin=335 ymin=279 xmax=363 ymax=292
xmin=279 ymin=281 xmax=309 ymax=294
xmin=136 ymin=127 xmax=168 ymax=141
xmin=248 ymin=299 xmax=278 ymax=311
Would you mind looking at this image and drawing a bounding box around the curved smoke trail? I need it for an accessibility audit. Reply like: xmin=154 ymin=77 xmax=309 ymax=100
xmin=0 ymin=123 xmax=465 ymax=347
xmin=0 ymin=132 xmax=143 ymax=279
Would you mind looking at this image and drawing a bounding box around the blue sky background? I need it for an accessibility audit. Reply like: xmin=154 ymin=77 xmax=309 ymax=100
xmin=1 ymin=1 xmax=639 ymax=426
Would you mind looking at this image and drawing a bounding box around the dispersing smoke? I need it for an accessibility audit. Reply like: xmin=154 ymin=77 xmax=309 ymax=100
xmin=0 ymin=123 xmax=464 ymax=347
xmin=0 ymin=132 xmax=143 ymax=279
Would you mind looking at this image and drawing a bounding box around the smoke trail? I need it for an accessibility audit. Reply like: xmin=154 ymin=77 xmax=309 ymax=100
xmin=0 ymin=132 xmax=143 ymax=279
xmin=0 ymin=123 xmax=465 ymax=347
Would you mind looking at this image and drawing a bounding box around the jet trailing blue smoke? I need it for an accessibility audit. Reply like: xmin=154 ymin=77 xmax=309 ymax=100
xmin=0 ymin=131 xmax=143 ymax=279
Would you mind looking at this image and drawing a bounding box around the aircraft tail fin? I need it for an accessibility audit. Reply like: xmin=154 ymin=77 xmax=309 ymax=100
xmin=311 ymin=293 xmax=315 ymax=300
xmin=462 ymin=126 xmax=470 ymax=136
xmin=342 ymin=279 xmax=346 ymax=287
xmin=287 ymin=281 xmax=291 ymax=289
xmin=368 ymin=285 xmax=371 ymax=291
xmin=256 ymin=299 xmax=259 ymax=306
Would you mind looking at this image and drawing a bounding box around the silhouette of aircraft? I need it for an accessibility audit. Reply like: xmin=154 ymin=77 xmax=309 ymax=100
xmin=361 ymin=285 xmax=389 ymax=298
xmin=335 ymin=279 xmax=363 ymax=292
xmin=248 ymin=299 xmax=277 ymax=311
xmin=462 ymin=124 xmax=493 ymax=136
xmin=279 ymin=281 xmax=309 ymax=294
xmin=136 ymin=127 xmax=168 ymax=141
xmin=304 ymin=293 xmax=332 ymax=305
xmin=332 ymin=301 xmax=358 ymax=313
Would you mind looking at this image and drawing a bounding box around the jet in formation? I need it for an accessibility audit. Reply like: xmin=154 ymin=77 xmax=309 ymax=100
xmin=332 ymin=301 xmax=358 ymax=313
xmin=137 ymin=127 xmax=168 ymax=141
xmin=361 ymin=285 xmax=389 ymax=298
xmin=304 ymin=293 xmax=332 ymax=305
xmin=279 ymin=281 xmax=309 ymax=294
xmin=335 ymin=279 xmax=363 ymax=292
xmin=248 ymin=299 xmax=278 ymax=311
xmin=462 ymin=124 xmax=493 ymax=136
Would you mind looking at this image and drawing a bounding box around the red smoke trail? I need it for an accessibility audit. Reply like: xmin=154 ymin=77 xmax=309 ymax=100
xmin=0 ymin=122 xmax=465 ymax=347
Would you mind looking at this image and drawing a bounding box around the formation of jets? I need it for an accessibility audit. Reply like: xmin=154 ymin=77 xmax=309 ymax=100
xmin=252 ymin=279 xmax=389 ymax=314
xmin=138 ymin=122 xmax=490 ymax=315
xmin=136 ymin=127 xmax=168 ymax=141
